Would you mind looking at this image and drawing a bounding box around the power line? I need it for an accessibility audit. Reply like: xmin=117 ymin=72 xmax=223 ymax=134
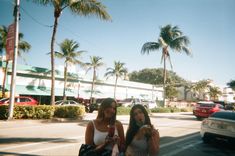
xmin=20 ymin=6 xmax=53 ymax=28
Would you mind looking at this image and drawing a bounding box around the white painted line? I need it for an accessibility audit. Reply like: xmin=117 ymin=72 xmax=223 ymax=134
xmin=161 ymin=140 xmax=202 ymax=156
xmin=23 ymin=141 xmax=82 ymax=154
xmin=0 ymin=136 xmax=84 ymax=151
xmin=160 ymin=133 xmax=199 ymax=148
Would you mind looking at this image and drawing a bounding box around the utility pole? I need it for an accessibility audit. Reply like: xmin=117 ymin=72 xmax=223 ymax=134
xmin=8 ymin=0 xmax=20 ymax=120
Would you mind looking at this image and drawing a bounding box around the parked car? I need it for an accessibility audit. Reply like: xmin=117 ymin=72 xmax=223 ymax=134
xmin=200 ymin=111 xmax=235 ymax=144
xmin=118 ymin=98 xmax=142 ymax=107
xmin=88 ymin=98 xmax=106 ymax=113
xmin=55 ymin=100 xmax=81 ymax=106
xmin=142 ymin=100 xmax=157 ymax=109
xmin=0 ymin=96 xmax=38 ymax=106
xmin=193 ymin=101 xmax=224 ymax=120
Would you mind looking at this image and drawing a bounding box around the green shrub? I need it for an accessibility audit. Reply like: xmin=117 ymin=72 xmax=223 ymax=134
xmin=54 ymin=105 xmax=85 ymax=118
xmin=170 ymin=107 xmax=181 ymax=113
xmin=151 ymin=107 xmax=171 ymax=113
xmin=34 ymin=105 xmax=55 ymax=119
xmin=0 ymin=105 xmax=8 ymax=119
xmin=117 ymin=106 xmax=131 ymax=115
xmin=180 ymin=107 xmax=193 ymax=112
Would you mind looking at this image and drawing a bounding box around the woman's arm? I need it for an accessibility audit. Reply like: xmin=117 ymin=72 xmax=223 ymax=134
xmin=148 ymin=129 xmax=160 ymax=156
xmin=85 ymin=121 xmax=94 ymax=145
xmin=116 ymin=120 xmax=125 ymax=152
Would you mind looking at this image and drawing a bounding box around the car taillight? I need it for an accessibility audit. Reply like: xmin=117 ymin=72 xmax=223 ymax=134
xmin=209 ymin=108 xmax=216 ymax=113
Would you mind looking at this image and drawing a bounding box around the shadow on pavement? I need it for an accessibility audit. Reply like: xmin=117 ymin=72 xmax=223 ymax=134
xmin=0 ymin=137 xmax=78 ymax=144
xmin=0 ymin=151 xmax=39 ymax=156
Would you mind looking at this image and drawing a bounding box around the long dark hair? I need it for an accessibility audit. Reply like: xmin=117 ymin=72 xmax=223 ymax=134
xmin=125 ymin=104 xmax=152 ymax=148
xmin=96 ymin=98 xmax=117 ymax=125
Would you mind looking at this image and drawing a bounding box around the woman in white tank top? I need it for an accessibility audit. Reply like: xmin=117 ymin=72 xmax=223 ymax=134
xmin=85 ymin=98 xmax=125 ymax=155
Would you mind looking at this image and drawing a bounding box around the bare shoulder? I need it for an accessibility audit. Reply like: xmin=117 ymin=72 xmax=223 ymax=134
xmin=87 ymin=120 xmax=94 ymax=129
xmin=115 ymin=120 xmax=123 ymax=127
xmin=116 ymin=120 xmax=122 ymax=126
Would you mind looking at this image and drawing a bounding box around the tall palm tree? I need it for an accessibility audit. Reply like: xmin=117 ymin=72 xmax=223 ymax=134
xmin=208 ymin=86 xmax=222 ymax=101
xmin=141 ymin=24 xmax=191 ymax=106
xmin=0 ymin=25 xmax=31 ymax=98
xmin=104 ymin=61 xmax=127 ymax=99
xmin=55 ymin=39 xmax=85 ymax=101
xmin=32 ymin=0 xmax=111 ymax=105
xmin=85 ymin=56 xmax=104 ymax=103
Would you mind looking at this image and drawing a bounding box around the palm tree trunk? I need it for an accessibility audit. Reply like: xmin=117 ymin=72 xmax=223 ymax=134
xmin=2 ymin=60 xmax=9 ymax=98
xmin=163 ymin=48 xmax=167 ymax=107
xmin=50 ymin=16 xmax=59 ymax=105
xmin=63 ymin=64 xmax=67 ymax=101
xmin=90 ymin=68 xmax=96 ymax=103
xmin=114 ymin=76 xmax=118 ymax=99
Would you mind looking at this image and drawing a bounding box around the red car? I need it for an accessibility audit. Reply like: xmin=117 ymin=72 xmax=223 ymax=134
xmin=0 ymin=96 xmax=38 ymax=106
xmin=193 ymin=101 xmax=224 ymax=120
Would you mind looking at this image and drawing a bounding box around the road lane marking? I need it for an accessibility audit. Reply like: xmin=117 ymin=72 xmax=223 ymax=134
xmin=160 ymin=133 xmax=199 ymax=148
xmin=0 ymin=136 xmax=84 ymax=151
xmin=161 ymin=140 xmax=202 ymax=156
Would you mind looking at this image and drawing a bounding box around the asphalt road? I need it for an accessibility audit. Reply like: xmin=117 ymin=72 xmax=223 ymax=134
xmin=0 ymin=112 xmax=234 ymax=156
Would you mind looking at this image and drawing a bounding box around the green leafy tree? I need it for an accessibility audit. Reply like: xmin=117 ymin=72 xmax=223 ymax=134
xmin=104 ymin=61 xmax=127 ymax=99
xmin=165 ymin=85 xmax=178 ymax=101
xmin=227 ymin=80 xmax=235 ymax=91
xmin=32 ymin=0 xmax=111 ymax=105
xmin=191 ymin=79 xmax=211 ymax=100
xmin=208 ymin=86 xmax=222 ymax=101
xmin=141 ymin=24 xmax=191 ymax=106
xmin=0 ymin=25 xmax=31 ymax=98
xmin=55 ymin=39 xmax=85 ymax=101
xmin=85 ymin=56 xmax=104 ymax=103
xmin=129 ymin=68 xmax=186 ymax=85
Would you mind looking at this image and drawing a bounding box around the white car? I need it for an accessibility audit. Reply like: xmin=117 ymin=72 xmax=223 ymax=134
xmin=142 ymin=100 xmax=157 ymax=109
xmin=200 ymin=111 xmax=235 ymax=144
xmin=55 ymin=100 xmax=81 ymax=106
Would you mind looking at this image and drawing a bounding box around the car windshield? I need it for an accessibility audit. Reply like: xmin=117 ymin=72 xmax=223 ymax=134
xmin=0 ymin=98 xmax=9 ymax=103
xmin=122 ymin=98 xmax=133 ymax=102
xmin=210 ymin=112 xmax=235 ymax=120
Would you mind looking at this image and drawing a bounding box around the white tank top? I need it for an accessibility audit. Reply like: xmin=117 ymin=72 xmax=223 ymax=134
xmin=92 ymin=120 xmax=118 ymax=149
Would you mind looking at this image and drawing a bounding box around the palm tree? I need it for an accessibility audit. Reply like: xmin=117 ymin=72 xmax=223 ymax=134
xmin=0 ymin=25 xmax=31 ymax=98
xmin=227 ymin=80 xmax=235 ymax=91
xmin=141 ymin=24 xmax=191 ymax=106
xmin=32 ymin=0 xmax=111 ymax=105
xmin=104 ymin=61 xmax=127 ymax=99
xmin=55 ymin=39 xmax=85 ymax=101
xmin=85 ymin=56 xmax=104 ymax=103
xmin=208 ymin=86 xmax=222 ymax=101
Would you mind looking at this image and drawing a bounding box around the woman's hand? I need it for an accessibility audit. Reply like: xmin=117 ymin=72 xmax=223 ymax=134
xmin=148 ymin=129 xmax=160 ymax=156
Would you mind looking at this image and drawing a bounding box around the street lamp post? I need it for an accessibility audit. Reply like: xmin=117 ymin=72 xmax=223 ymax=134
xmin=8 ymin=0 xmax=20 ymax=120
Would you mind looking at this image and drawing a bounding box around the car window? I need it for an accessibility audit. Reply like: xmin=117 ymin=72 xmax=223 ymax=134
xmin=70 ymin=101 xmax=76 ymax=105
xmin=0 ymin=98 xmax=9 ymax=103
xmin=20 ymin=98 xmax=29 ymax=102
xmin=218 ymin=104 xmax=224 ymax=109
xmin=198 ymin=103 xmax=215 ymax=107
xmin=211 ymin=112 xmax=235 ymax=120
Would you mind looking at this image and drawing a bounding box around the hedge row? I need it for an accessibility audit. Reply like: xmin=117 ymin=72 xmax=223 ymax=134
xmin=116 ymin=106 xmax=192 ymax=115
xmin=0 ymin=105 xmax=85 ymax=120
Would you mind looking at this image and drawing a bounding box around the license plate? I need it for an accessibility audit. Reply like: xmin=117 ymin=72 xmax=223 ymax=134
xmin=202 ymin=109 xmax=206 ymax=113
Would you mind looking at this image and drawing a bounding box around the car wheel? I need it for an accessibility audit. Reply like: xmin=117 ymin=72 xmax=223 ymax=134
xmin=196 ymin=116 xmax=202 ymax=120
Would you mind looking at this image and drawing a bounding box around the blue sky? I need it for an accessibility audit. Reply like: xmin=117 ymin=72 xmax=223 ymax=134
xmin=1 ymin=0 xmax=235 ymax=87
